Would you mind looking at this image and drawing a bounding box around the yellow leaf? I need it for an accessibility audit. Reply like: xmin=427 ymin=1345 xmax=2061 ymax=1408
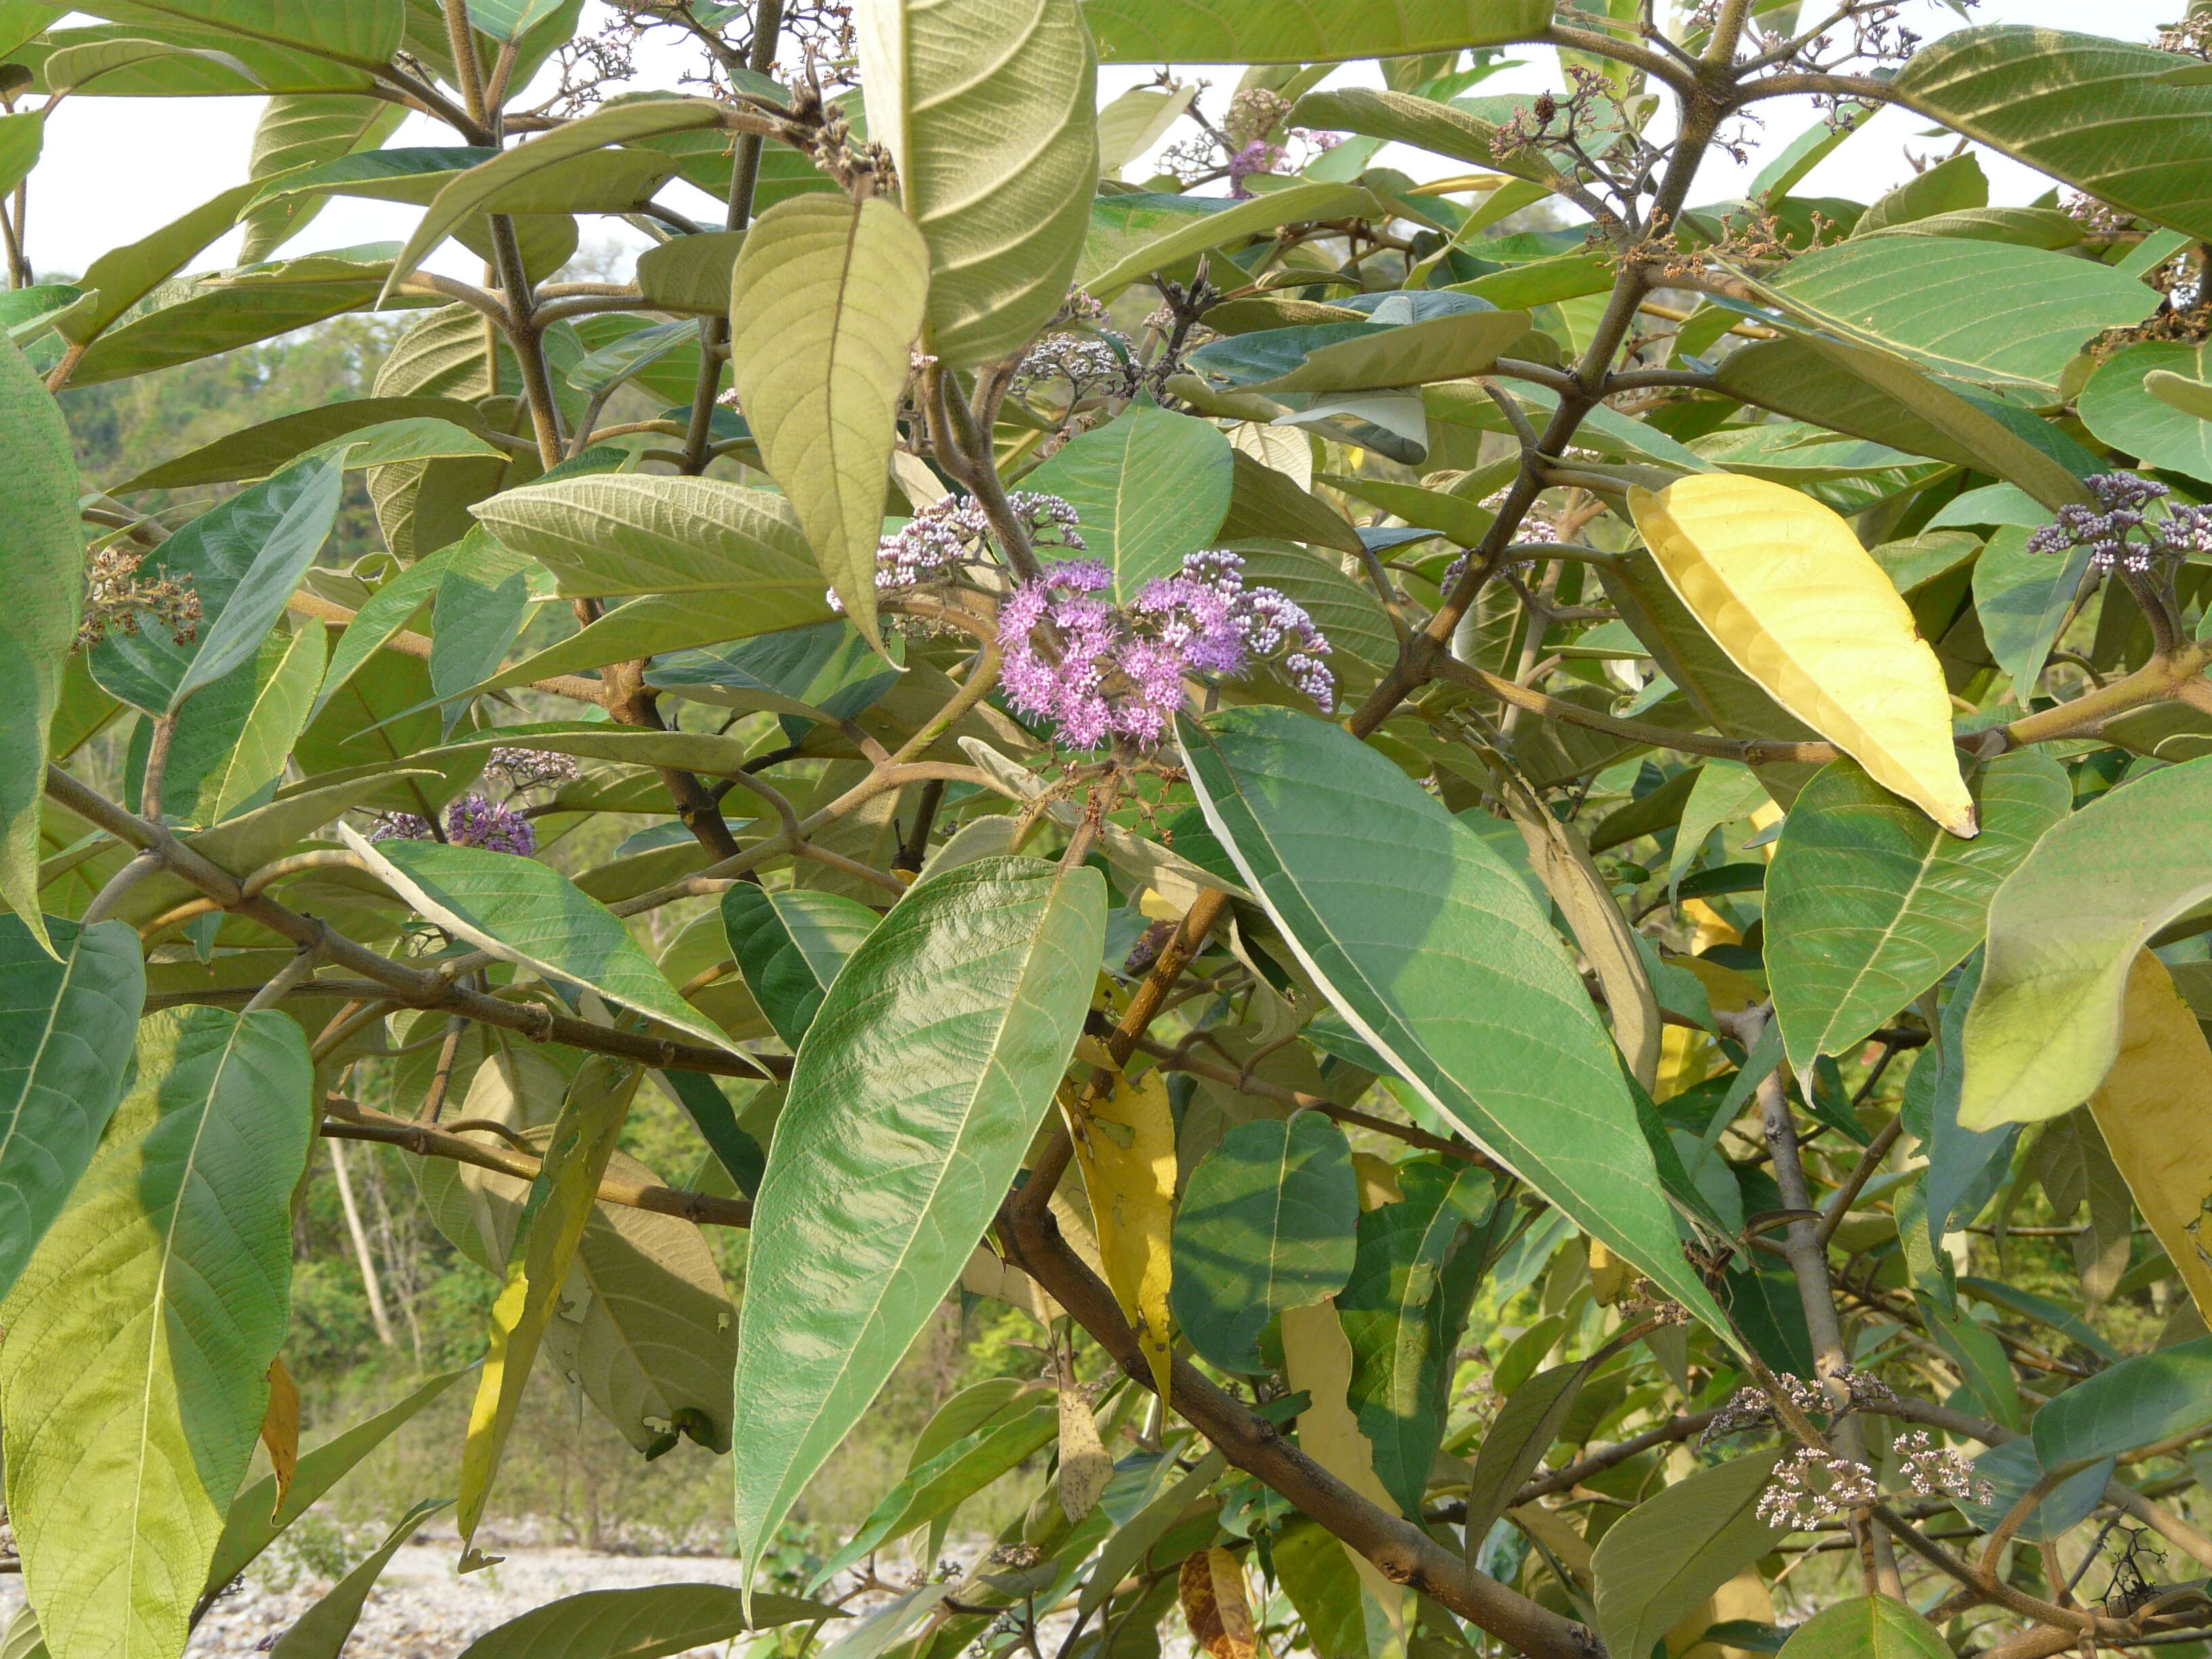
xmin=1350 ymin=1151 xmax=1404 ymax=1210
xmin=260 ymin=1356 xmax=300 ymax=1520
xmin=1057 ymin=1370 xmax=1113 ymax=1523
xmin=1627 ymin=474 xmax=1975 ymax=837
xmin=2089 ymin=952 xmax=2212 ymax=1328
xmin=1181 ymin=1546 xmax=1263 ymax=1659
xmin=1278 ymin=1302 xmax=1410 ymax=1643
xmin=1067 ymin=1071 xmax=1176 ymax=1403
xmin=457 ymin=1057 xmax=642 ymax=1563
xmin=728 ymin=194 xmax=930 ymax=652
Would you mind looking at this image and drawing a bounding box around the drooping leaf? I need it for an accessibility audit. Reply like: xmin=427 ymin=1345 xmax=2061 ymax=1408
xmin=1076 ymin=182 xmax=1379 ymax=301
xmin=56 ymin=176 xmax=264 ymax=346
xmin=1460 ymin=1359 xmax=1592 ymax=1553
xmin=1590 ymin=1450 xmax=1788 ymax=1659
xmin=1276 ymin=1300 xmax=1409 ymax=1622
xmin=727 ymin=194 xmax=930 ymax=649
xmin=457 ymin=1056 xmax=644 ymax=1559
xmin=0 ymin=336 xmax=81 ymax=944
xmin=118 ymin=396 xmax=490 ymax=493
xmin=1765 ymin=753 xmax=2069 ymax=1069
xmin=2032 ymin=1335 xmax=2212 ymax=1468
xmin=267 ymin=1499 xmax=450 ymax=1659
xmin=1 ymin=1008 xmax=314 ymax=1659
xmin=1960 ymin=754 xmax=2212 ymax=1128
xmin=1079 ymin=0 xmax=1555 ymax=64
xmin=1894 ymin=25 xmax=2212 ymax=242
xmin=731 ymin=856 xmax=1104 ymax=1582
xmin=1626 ymin=474 xmax=1975 ymax=836
xmin=340 ymin=827 xmax=741 ymax=1054
xmin=1775 ymin=1596 xmax=1951 ymax=1658
xmin=0 ymin=912 xmax=144 ymax=1300
xmin=1068 ymin=1067 xmax=1179 ymax=1401
xmin=857 ymin=0 xmax=1097 ymax=365
xmin=1168 ymin=1113 xmax=1358 ymax=1375
xmin=1337 ymin=1160 xmax=1498 ymax=1517
xmin=1178 ymin=707 xmax=1732 ymax=1340
xmin=453 ymin=1587 xmax=840 ymax=1659
xmin=2087 ymin=953 xmax=2212 ymax=1328
xmin=235 ymin=93 xmax=405 ymax=263
xmin=719 ymin=883 xmax=881 ymax=1050
xmin=1023 ymin=404 xmax=1234 ymax=598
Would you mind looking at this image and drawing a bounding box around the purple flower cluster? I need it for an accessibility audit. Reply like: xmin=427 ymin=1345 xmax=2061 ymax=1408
xmin=998 ymin=549 xmax=1333 ymax=750
xmin=2026 ymin=472 xmax=2212 ymax=574
xmin=371 ymin=794 xmax=537 ymax=857
xmin=830 ymin=492 xmax=1087 ymax=613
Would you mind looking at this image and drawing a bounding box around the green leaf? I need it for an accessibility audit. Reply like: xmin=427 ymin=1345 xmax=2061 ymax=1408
xmin=1460 ymin=1360 xmax=1591 ymax=1552
xmin=1338 ymin=1159 xmax=1499 ymax=1516
xmin=237 ymin=94 xmax=405 ymax=262
xmin=77 ymin=1 xmax=403 ymax=68
xmin=0 ymin=337 xmax=81 ymax=944
xmin=1 ymin=1007 xmax=314 ymax=1659
xmin=472 ymin=474 xmax=818 ymax=599
xmin=1286 ymin=87 xmax=1553 ymax=183
xmin=1168 ymin=1113 xmax=1359 ymax=1374
xmin=731 ymin=856 xmax=1105 ymax=1581
xmin=1765 ymin=236 xmax=2149 ymax=390
xmin=1590 ymin=1450 xmax=1788 ymax=1659
xmin=253 ymin=145 xmax=499 ymax=207
xmin=1893 ymin=25 xmax=2212 ymax=243
xmin=0 ymin=912 xmax=144 ymax=1299
xmin=467 ymin=589 xmax=839 ymax=693
xmin=1765 ymin=753 xmax=2070 ymax=1069
xmin=634 ymin=228 xmax=743 ymax=313
xmin=1218 ymin=449 xmax=1364 ymax=555
xmin=1209 ymin=309 xmax=1534 ymax=396
xmin=858 ymin=0 xmax=1097 ymax=365
xmin=1970 ymin=523 xmax=2090 ymax=696
xmin=468 ymin=0 xmax=571 ymax=43
xmin=1776 ymin=1596 xmax=1951 ymax=1658
xmin=457 ymin=1055 xmax=644 ymax=1555
xmin=1023 ymin=403 xmax=1233 ymax=598
xmin=205 ymin=1365 xmax=474 ymax=1595
xmin=728 ymin=194 xmax=931 ymax=649
xmin=171 ymin=456 xmax=343 ymax=711
xmin=383 ymin=98 xmax=726 ymax=293
xmin=1961 ymin=754 xmax=2212 ymax=1128
xmin=2079 ymin=341 xmax=2212 ymax=485
xmin=454 ymin=1588 xmax=838 ymax=1659
xmin=1177 ymin=707 xmax=1732 ymax=1340
xmin=58 ymin=176 xmax=265 ymax=346
xmin=163 ymin=623 xmax=328 ymax=825
xmin=117 ymin=395 xmax=490 ymax=492
xmin=342 ymin=830 xmax=740 ymax=1054
xmin=2033 ymin=1336 xmax=2212 ymax=1467
xmin=268 ymin=1499 xmax=450 ymax=1659
xmin=720 ymin=883 xmax=881 ymax=1050
xmin=0 ymin=108 xmax=41 ymax=195
xmin=1077 ymin=183 xmax=1380 ymax=301
xmin=430 ymin=533 xmax=535 ymax=710
xmin=1079 ymin=0 xmax=1554 ymax=64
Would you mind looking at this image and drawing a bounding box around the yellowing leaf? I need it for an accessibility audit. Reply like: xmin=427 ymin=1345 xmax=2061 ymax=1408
xmin=1056 ymin=1368 xmax=1113 ymax=1523
xmin=457 ymin=1057 xmax=642 ymax=1563
xmin=1066 ymin=1069 xmax=1176 ymax=1403
xmin=1627 ymin=474 xmax=1974 ymax=837
xmin=728 ymin=194 xmax=930 ymax=651
xmin=260 ymin=1357 xmax=300 ymax=1517
xmin=2089 ymin=954 xmax=2212 ymax=1328
xmin=1180 ymin=1547 xmax=1261 ymax=1659
xmin=1277 ymin=1301 xmax=1408 ymax=1641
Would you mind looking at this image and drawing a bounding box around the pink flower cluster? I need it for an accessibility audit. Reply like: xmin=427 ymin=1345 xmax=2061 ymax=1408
xmin=998 ymin=550 xmax=1333 ymax=750
xmin=371 ymin=794 xmax=537 ymax=857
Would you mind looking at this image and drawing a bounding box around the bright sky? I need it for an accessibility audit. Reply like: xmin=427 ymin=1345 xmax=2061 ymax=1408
xmin=18 ymin=0 xmax=2183 ymax=283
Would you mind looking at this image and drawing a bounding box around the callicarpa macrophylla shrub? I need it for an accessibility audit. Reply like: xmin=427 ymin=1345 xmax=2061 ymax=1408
xmin=16 ymin=3 xmax=2212 ymax=1659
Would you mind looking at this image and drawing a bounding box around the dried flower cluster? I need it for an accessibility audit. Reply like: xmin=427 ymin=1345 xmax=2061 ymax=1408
xmin=485 ymin=747 xmax=583 ymax=793
xmin=1894 ymin=1431 xmax=1995 ymax=1504
xmin=372 ymin=794 xmax=537 ymax=857
xmin=77 ymin=545 xmax=201 ymax=653
xmin=999 ymin=549 xmax=1333 ymax=750
xmin=2066 ymin=190 xmax=2142 ymax=239
xmin=1757 ymin=1448 xmax=1879 ymax=1530
xmin=2026 ymin=472 xmax=2212 ymax=573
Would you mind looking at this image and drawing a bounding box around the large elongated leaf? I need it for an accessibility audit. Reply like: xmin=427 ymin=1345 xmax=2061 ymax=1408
xmin=1169 ymin=1113 xmax=1358 ymax=1374
xmin=2087 ymin=953 xmax=2212 ymax=1327
xmin=1023 ymin=404 xmax=1233 ymax=598
xmin=473 ymin=474 xmax=817 ymax=599
xmin=1894 ymin=26 xmax=2212 ymax=243
xmin=1177 ymin=707 xmax=1732 ymax=1339
xmin=457 ymin=1057 xmax=642 ymax=1557
xmin=1069 ymin=1067 xmax=1178 ymax=1399
xmin=77 ymin=1 xmax=403 ymax=67
xmin=1338 ymin=1160 xmax=1497 ymax=1517
xmin=467 ymin=590 xmax=839 ymax=694
xmin=455 ymin=1587 xmax=838 ymax=1659
xmin=1627 ymin=474 xmax=1974 ymax=836
xmin=1077 ymin=182 xmax=1379 ymax=300
xmin=0 ymin=913 xmax=143 ymax=1299
xmin=1765 ymin=753 xmax=2068 ymax=1069
xmin=383 ymin=98 xmax=726 ymax=292
xmin=720 ymin=884 xmax=881 ymax=1051
xmin=728 ymin=194 xmax=930 ymax=649
xmin=268 ymin=1499 xmax=449 ymax=1659
xmin=1590 ymin=1450 xmax=1788 ymax=1659
xmin=2032 ymin=1336 xmax=2212 ymax=1468
xmin=57 ymin=176 xmax=264 ymax=345
xmin=1 ymin=1007 xmax=313 ymax=1659
xmin=731 ymin=856 xmax=1105 ymax=1582
xmin=858 ymin=0 xmax=1097 ymax=365
xmin=1079 ymin=0 xmax=1555 ymax=64
xmin=0 ymin=337 xmax=81 ymax=943
xmin=236 ymin=94 xmax=405 ymax=263
xmin=119 ymin=395 xmax=487 ymax=492
xmin=340 ymin=828 xmax=740 ymax=1054
xmin=1960 ymin=754 xmax=2212 ymax=1128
